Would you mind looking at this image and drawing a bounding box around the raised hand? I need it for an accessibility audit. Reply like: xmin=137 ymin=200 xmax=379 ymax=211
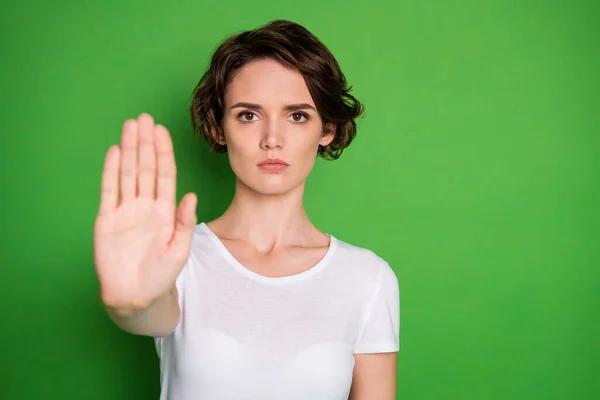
xmin=93 ymin=113 xmax=197 ymax=311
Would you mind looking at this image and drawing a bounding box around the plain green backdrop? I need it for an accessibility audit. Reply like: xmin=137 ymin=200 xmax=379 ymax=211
xmin=1 ymin=0 xmax=598 ymax=399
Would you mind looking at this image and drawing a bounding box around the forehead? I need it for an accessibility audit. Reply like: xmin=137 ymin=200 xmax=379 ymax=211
xmin=225 ymin=58 xmax=315 ymax=107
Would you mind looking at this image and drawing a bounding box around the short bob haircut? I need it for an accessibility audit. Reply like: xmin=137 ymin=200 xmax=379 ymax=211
xmin=190 ymin=19 xmax=364 ymax=161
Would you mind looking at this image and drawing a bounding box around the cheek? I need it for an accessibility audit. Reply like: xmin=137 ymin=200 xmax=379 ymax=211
xmin=226 ymin=140 xmax=254 ymax=172
xmin=223 ymin=124 xmax=255 ymax=154
xmin=288 ymin=137 xmax=321 ymax=173
xmin=301 ymin=134 xmax=324 ymax=155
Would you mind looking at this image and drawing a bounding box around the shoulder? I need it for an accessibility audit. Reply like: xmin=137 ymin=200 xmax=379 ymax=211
xmin=188 ymin=222 xmax=222 ymax=256
xmin=331 ymin=236 xmax=399 ymax=288
xmin=332 ymin=237 xmax=400 ymax=342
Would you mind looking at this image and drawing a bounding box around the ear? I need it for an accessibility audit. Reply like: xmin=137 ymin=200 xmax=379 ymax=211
xmin=319 ymin=123 xmax=336 ymax=147
xmin=211 ymin=127 xmax=226 ymax=145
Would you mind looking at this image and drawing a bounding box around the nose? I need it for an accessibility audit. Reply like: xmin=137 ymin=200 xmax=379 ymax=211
xmin=260 ymin=118 xmax=283 ymax=150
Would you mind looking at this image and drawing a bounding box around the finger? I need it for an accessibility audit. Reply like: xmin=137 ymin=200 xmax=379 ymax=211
xmin=155 ymin=124 xmax=177 ymax=209
xmin=120 ymin=119 xmax=138 ymax=202
xmin=98 ymin=145 xmax=120 ymax=216
xmin=170 ymin=192 xmax=197 ymax=254
xmin=137 ymin=113 xmax=156 ymax=198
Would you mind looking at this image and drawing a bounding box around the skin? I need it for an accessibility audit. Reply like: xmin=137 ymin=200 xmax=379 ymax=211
xmin=206 ymin=58 xmax=398 ymax=399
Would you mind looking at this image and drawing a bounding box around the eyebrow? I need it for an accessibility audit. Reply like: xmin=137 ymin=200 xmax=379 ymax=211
xmin=229 ymin=102 xmax=316 ymax=112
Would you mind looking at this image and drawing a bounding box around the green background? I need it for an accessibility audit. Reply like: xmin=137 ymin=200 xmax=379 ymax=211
xmin=1 ymin=0 xmax=598 ymax=399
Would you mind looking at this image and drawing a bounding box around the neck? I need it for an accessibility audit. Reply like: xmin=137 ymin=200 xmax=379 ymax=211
xmin=210 ymin=178 xmax=321 ymax=251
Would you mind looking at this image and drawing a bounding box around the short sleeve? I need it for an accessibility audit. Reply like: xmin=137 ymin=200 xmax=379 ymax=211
xmin=354 ymin=262 xmax=400 ymax=354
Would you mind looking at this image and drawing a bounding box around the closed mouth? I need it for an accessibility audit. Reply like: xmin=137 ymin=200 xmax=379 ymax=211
xmin=257 ymin=159 xmax=289 ymax=166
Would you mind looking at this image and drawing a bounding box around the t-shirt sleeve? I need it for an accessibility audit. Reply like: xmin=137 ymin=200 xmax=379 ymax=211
xmin=354 ymin=261 xmax=400 ymax=354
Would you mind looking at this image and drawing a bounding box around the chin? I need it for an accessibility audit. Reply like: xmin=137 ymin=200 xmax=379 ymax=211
xmin=238 ymin=174 xmax=304 ymax=197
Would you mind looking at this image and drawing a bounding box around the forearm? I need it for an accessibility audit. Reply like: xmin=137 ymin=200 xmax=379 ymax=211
xmin=104 ymin=285 xmax=180 ymax=338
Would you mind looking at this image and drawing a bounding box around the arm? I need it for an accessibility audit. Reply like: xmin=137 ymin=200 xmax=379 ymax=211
xmin=104 ymin=284 xmax=180 ymax=338
xmin=349 ymin=352 xmax=398 ymax=400
xmin=94 ymin=115 xmax=196 ymax=339
xmin=350 ymin=258 xmax=400 ymax=399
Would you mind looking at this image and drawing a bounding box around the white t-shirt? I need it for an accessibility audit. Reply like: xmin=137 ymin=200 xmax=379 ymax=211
xmin=154 ymin=222 xmax=400 ymax=400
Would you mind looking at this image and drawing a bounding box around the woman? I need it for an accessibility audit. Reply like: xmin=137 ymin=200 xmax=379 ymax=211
xmin=94 ymin=19 xmax=400 ymax=400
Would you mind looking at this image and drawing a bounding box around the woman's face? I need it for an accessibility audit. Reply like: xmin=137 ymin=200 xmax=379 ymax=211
xmin=220 ymin=58 xmax=334 ymax=196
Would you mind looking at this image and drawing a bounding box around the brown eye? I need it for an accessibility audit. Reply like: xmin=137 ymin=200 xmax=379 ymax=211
xmin=240 ymin=112 xmax=256 ymax=122
xmin=290 ymin=112 xmax=307 ymax=122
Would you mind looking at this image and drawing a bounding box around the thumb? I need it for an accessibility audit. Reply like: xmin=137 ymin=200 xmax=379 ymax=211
xmin=170 ymin=192 xmax=198 ymax=256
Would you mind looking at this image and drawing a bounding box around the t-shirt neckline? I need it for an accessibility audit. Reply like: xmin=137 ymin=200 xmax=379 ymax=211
xmin=197 ymin=222 xmax=337 ymax=285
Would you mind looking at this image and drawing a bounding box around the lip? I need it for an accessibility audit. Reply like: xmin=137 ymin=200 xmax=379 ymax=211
xmin=257 ymin=158 xmax=289 ymax=166
xmin=257 ymin=158 xmax=289 ymax=173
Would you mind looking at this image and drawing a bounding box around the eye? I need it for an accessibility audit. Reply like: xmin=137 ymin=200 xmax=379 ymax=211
xmin=238 ymin=111 xmax=258 ymax=122
xmin=288 ymin=112 xmax=309 ymax=123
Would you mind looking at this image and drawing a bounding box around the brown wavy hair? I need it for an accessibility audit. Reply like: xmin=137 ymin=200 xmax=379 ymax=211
xmin=190 ymin=19 xmax=364 ymax=160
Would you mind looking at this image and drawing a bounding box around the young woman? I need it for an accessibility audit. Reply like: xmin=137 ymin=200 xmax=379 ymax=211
xmin=94 ymin=19 xmax=400 ymax=400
